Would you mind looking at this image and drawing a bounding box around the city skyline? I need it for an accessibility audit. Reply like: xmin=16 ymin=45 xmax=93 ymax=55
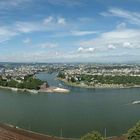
xmin=0 ymin=0 xmax=140 ymax=63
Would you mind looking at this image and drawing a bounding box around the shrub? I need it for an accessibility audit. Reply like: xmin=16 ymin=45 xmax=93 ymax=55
xmin=127 ymin=121 xmax=140 ymax=140
xmin=81 ymin=131 xmax=105 ymax=140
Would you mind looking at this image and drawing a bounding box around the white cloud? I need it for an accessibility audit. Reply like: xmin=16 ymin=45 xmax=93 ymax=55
xmin=101 ymin=8 xmax=140 ymax=25
xmin=78 ymin=28 xmax=140 ymax=51
xmin=47 ymin=0 xmax=84 ymax=6
xmin=23 ymin=38 xmax=31 ymax=44
xmin=0 ymin=50 xmax=64 ymax=62
xmin=15 ymin=21 xmax=43 ymax=33
xmin=116 ymin=22 xmax=126 ymax=30
xmin=57 ymin=17 xmax=66 ymax=25
xmin=15 ymin=16 xmax=68 ymax=34
xmin=78 ymin=17 xmax=94 ymax=23
xmin=1 ymin=51 xmax=140 ymax=63
xmin=39 ymin=42 xmax=58 ymax=48
xmin=47 ymin=29 xmax=98 ymax=38
xmin=0 ymin=16 xmax=69 ymax=43
xmin=108 ymin=44 xmax=116 ymax=50
xmin=78 ymin=47 xmax=84 ymax=52
xmin=0 ymin=0 xmax=32 ymax=10
xmin=78 ymin=47 xmax=95 ymax=53
xmin=0 ymin=26 xmax=18 ymax=42
xmin=71 ymin=30 xmax=98 ymax=36
xmin=122 ymin=42 xmax=133 ymax=48
xmin=44 ymin=16 xmax=54 ymax=25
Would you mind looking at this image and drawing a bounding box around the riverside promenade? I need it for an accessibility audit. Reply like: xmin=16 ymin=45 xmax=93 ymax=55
xmin=0 ymin=123 xmax=76 ymax=140
xmin=0 ymin=123 xmax=126 ymax=140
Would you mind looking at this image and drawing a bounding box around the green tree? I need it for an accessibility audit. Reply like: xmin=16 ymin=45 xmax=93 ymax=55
xmin=81 ymin=131 xmax=105 ymax=140
xmin=127 ymin=121 xmax=140 ymax=140
xmin=7 ymin=80 xmax=18 ymax=87
xmin=58 ymin=72 xmax=65 ymax=79
xmin=71 ymin=77 xmax=76 ymax=83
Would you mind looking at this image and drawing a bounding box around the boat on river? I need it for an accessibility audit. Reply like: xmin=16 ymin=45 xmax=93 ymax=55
xmin=11 ymin=88 xmax=18 ymax=92
xmin=132 ymin=100 xmax=140 ymax=104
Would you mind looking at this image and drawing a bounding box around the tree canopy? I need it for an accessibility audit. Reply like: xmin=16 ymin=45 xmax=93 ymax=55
xmin=127 ymin=121 xmax=140 ymax=140
xmin=0 ymin=75 xmax=44 ymax=90
xmin=81 ymin=131 xmax=105 ymax=140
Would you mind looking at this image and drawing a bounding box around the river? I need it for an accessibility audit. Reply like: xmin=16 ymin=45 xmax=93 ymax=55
xmin=0 ymin=72 xmax=140 ymax=138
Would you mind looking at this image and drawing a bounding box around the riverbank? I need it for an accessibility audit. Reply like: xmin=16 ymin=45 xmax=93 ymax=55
xmin=39 ymin=86 xmax=70 ymax=93
xmin=0 ymin=123 xmax=127 ymax=140
xmin=0 ymin=86 xmax=39 ymax=94
xmin=58 ymin=78 xmax=140 ymax=89
xmin=0 ymin=85 xmax=70 ymax=94
xmin=0 ymin=122 xmax=77 ymax=140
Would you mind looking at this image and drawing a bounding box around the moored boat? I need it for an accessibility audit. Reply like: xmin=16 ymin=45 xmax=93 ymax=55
xmin=132 ymin=100 xmax=140 ymax=104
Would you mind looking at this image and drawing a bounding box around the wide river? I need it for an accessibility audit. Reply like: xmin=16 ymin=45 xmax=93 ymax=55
xmin=0 ymin=72 xmax=140 ymax=138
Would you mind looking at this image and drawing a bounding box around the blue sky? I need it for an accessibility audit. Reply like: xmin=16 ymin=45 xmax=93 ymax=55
xmin=0 ymin=0 xmax=140 ymax=63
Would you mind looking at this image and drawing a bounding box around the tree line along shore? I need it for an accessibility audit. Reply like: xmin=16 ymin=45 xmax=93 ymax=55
xmin=58 ymin=72 xmax=140 ymax=89
xmin=81 ymin=121 xmax=140 ymax=140
xmin=0 ymin=75 xmax=44 ymax=90
xmin=0 ymin=74 xmax=69 ymax=94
